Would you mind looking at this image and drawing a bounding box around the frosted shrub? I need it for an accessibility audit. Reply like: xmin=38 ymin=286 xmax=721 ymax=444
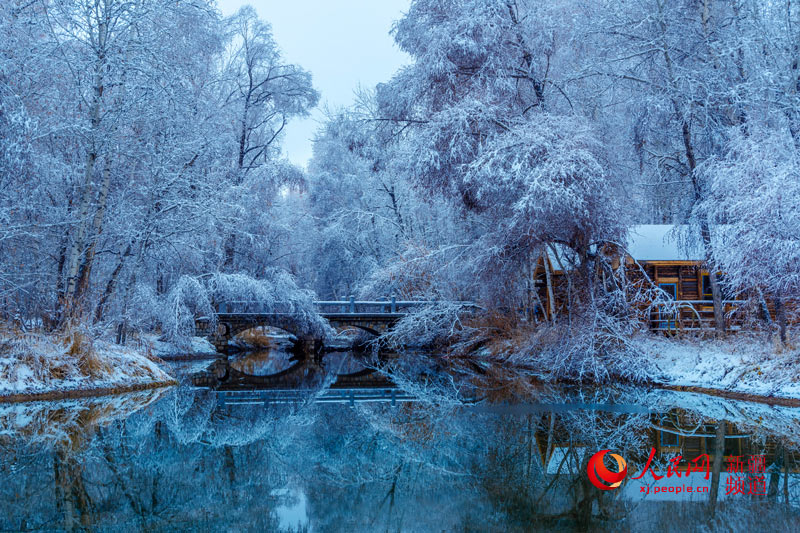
xmin=518 ymin=310 xmax=656 ymax=383
xmin=160 ymin=276 xmax=214 ymax=345
xmin=159 ymin=270 xmax=330 ymax=346
xmin=378 ymin=302 xmax=479 ymax=349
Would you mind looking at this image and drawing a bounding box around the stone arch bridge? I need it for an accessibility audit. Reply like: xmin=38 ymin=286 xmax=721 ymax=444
xmin=195 ymin=298 xmax=474 ymax=352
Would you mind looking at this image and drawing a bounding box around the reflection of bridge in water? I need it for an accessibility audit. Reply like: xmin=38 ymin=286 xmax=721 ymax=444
xmin=192 ymin=355 xmax=398 ymax=392
xmin=216 ymin=387 xmax=416 ymax=407
xmin=193 ymin=353 xmax=416 ymax=406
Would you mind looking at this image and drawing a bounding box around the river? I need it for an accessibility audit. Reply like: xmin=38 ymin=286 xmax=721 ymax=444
xmin=1 ymin=350 xmax=798 ymax=532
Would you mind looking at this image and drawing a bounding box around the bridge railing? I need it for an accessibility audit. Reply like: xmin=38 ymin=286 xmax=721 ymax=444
xmin=315 ymin=297 xmax=455 ymax=315
xmin=214 ymin=301 xmax=305 ymax=314
xmin=214 ymin=297 xmax=477 ymax=316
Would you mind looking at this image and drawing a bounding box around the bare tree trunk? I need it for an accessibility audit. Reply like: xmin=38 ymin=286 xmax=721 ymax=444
xmin=542 ymin=251 xmax=556 ymax=322
xmin=548 ymin=244 xmax=573 ymax=326
xmin=768 ymin=442 xmax=782 ymax=501
xmin=756 ymin=286 xmax=774 ymax=332
xmin=544 ymin=412 xmax=555 ymax=470
xmin=774 ymin=290 xmax=788 ymax=345
xmin=381 ymin=181 xmax=406 ymax=240
xmin=76 ymin=159 xmax=112 ymax=303
xmin=62 ymin=21 xmax=107 ymax=322
xmin=223 ymin=98 xmax=251 ymax=271
xmin=94 ymin=242 xmax=132 ymax=323
xmin=53 ymin=241 xmax=68 ymax=328
xmin=63 ymin=149 xmax=97 ymax=318
xmin=223 ymin=234 xmax=237 ymax=270
xmin=657 ymin=4 xmax=726 ymax=335
xmin=700 ymin=222 xmax=726 ymax=334
xmin=783 ymin=447 xmax=789 ymax=506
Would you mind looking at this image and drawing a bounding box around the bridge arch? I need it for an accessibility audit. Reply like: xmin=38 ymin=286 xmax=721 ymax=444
xmin=197 ymin=314 xmax=319 ymax=353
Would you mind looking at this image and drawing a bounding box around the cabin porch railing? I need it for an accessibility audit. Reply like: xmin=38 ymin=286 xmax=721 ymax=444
xmin=648 ymin=300 xmax=746 ymax=332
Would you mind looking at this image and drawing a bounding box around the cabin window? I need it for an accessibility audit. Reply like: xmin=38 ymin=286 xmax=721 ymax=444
xmin=702 ymin=274 xmax=712 ymax=300
xmin=661 ymin=431 xmax=680 ymax=448
xmin=659 ymin=283 xmax=677 ymax=300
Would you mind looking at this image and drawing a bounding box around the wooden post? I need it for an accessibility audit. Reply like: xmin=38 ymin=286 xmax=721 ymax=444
xmin=349 ymin=296 xmax=355 ymax=314
xmin=390 ymin=295 xmax=396 ymax=313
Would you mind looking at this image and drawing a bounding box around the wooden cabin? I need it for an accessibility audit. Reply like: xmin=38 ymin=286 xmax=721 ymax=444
xmin=624 ymin=225 xmax=712 ymax=301
xmin=622 ymin=225 xmax=744 ymax=331
xmin=532 ymin=225 xmax=748 ymax=331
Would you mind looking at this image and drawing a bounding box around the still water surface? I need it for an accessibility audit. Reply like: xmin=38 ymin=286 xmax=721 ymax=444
xmin=1 ymin=351 xmax=799 ymax=532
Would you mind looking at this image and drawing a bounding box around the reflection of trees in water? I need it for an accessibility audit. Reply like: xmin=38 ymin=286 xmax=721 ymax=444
xmin=0 ymin=386 xmax=799 ymax=531
xmin=0 ymin=389 xmax=299 ymax=531
xmin=229 ymin=349 xmax=295 ymax=376
xmin=53 ymin=447 xmax=92 ymax=531
xmin=292 ymin=392 xmax=800 ymax=532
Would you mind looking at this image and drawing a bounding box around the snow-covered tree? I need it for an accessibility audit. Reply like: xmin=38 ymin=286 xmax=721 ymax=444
xmin=378 ymin=0 xmax=628 ymax=310
xmin=218 ymin=6 xmax=318 ymax=270
xmin=700 ymin=125 xmax=800 ymax=343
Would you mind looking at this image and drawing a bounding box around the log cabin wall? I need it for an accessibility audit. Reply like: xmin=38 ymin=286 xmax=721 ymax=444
xmin=642 ymin=262 xmax=704 ymax=301
xmin=531 ymin=247 xmax=792 ymax=328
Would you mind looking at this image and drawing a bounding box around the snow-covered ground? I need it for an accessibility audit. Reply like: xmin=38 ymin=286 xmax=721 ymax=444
xmin=0 ymin=331 xmax=176 ymax=399
xmin=636 ymin=334 xmax=800 ymax=401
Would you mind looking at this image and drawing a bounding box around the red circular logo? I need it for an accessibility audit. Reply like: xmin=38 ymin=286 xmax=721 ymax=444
xmin=587 ymin=450 xmax=627 ymax=490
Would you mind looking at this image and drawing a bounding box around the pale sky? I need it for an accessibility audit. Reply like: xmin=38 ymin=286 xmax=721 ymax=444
xmin=216 ymin=0 xmax=411 ymax=168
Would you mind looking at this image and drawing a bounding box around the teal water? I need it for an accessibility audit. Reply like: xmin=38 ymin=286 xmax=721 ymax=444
xmin=1 ymin=353 xmax=799 ymax=532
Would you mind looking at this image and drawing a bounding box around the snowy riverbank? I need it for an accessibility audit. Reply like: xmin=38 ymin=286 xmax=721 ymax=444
xmin=0 ymin=329 xmax=177 ymax=401
xmin=636 ymin=334 xmax=800 ymax=403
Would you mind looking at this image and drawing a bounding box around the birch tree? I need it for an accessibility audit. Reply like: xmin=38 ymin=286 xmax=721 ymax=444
xmin=219 ymin=6 xmax=318 ymax=270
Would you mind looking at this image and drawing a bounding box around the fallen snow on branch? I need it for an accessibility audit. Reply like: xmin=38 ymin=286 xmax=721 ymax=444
xmin=636 ymin=333 xmax=800 ymax=400
xmin=0 ymin=328 xmax=174 ymax=398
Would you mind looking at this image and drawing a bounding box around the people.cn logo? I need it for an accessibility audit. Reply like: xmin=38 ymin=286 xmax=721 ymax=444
xmin=586 ymin=450 xmax=628 ymax=490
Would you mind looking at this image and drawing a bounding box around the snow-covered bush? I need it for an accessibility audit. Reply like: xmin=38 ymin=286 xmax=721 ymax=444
xmin=156 ymin=271 xmax=331 ymax=347
xmin=509 ymin=312 xmax=655 ymax=384
xmin=377 ymin=302 xmax=480 ymax=349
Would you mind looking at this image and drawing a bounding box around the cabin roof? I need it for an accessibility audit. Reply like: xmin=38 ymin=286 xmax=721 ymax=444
xmin=626 ymin=225 xmax=706 ymax=261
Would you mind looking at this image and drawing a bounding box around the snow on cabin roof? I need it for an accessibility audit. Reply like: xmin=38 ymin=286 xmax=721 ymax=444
xmin=545 ymin=243 xmax=575 ymax=271
xmin=541 ymin=225 xmax=719 ymax=269
xmin=626 ymin=225 xmax=706 ymax=261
